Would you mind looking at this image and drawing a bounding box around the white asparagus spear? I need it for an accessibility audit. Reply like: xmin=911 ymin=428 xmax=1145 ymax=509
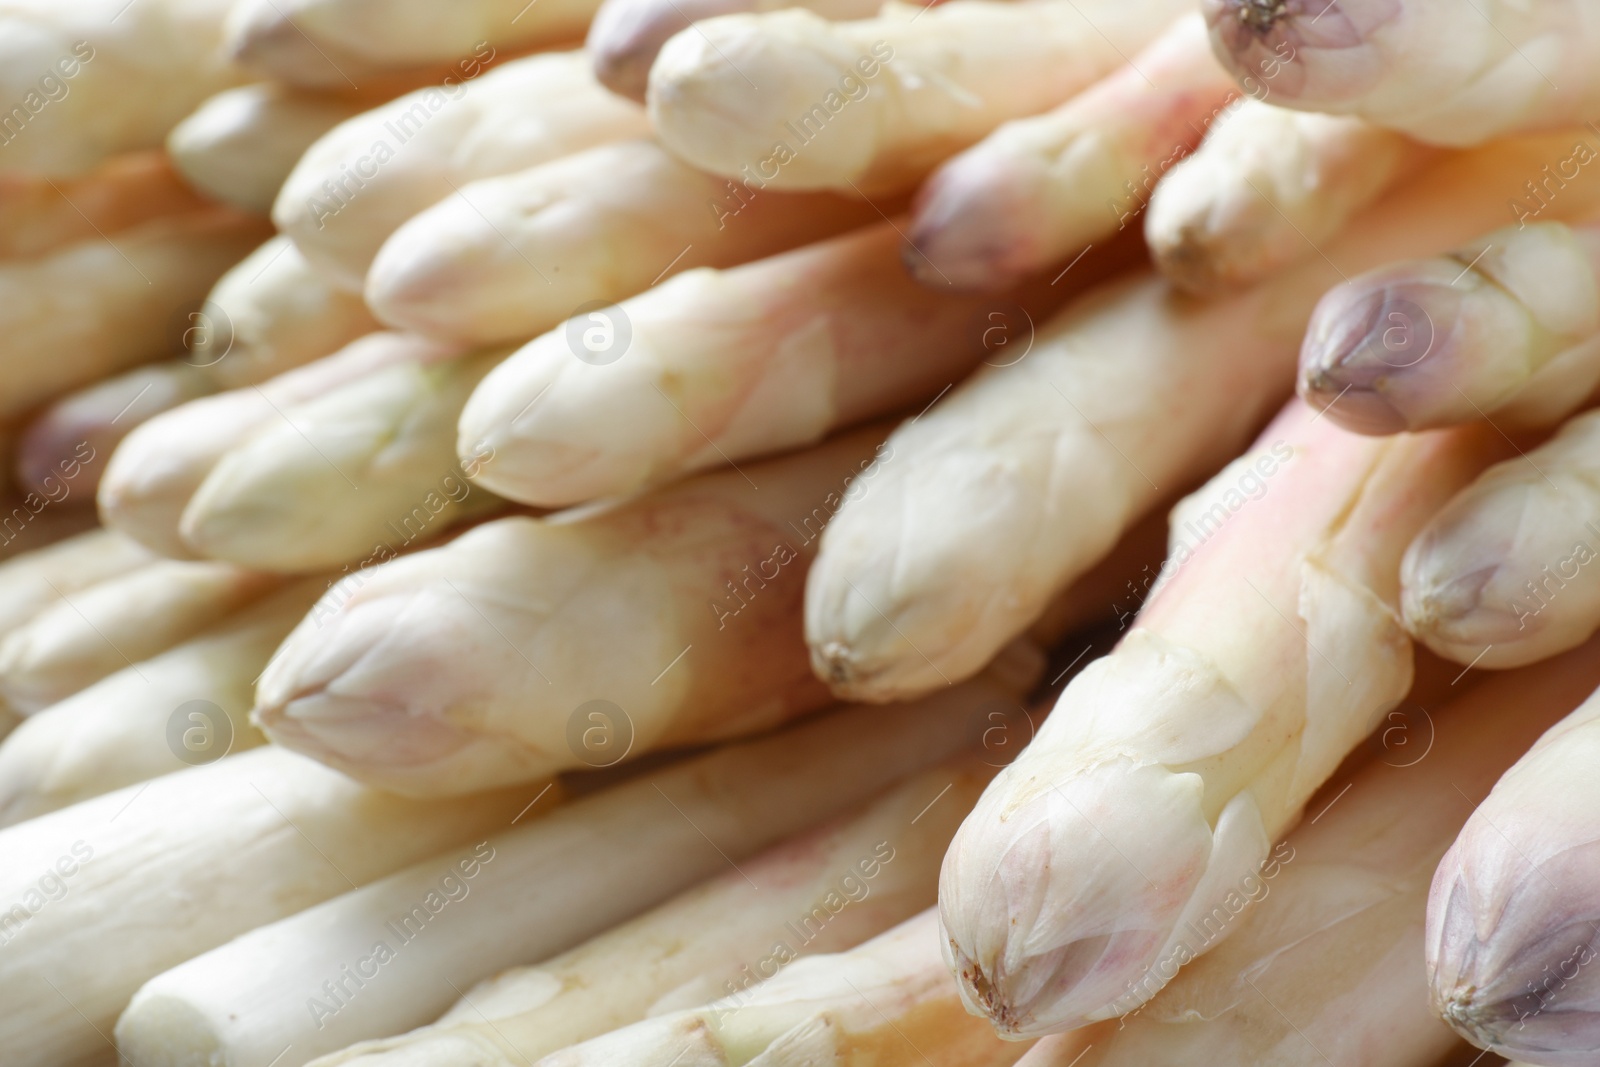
xmin=0 ymin=0 xmax=245 ymax=178
xmin=0 ymin=746 xmax=552 ymax=1067
xmin=906 ymin=14 xmax=1239 ymax=291
xmin=365 ymin=138 xmax=876 ymax=345
xmin=180 ymin=346 xmax=511 ymax=572
xmin=275 ymin=51 xmax=649 ymax=291
xmin=0 ymin=151 xmax=209 ymax=260
xmin=938 ymin=401 xmax=1506 ymax=1035
xmin=0 ymin=558 xmax=277 ymax=713
xmin=647 ymin=0 xmax=1191 ymax=194
xmin=119 ymin=698 xmax=1012 ymax=1067
xmin=0 ymin=208 xmax=271 ymax=420
xmin=1146 ymin=99 xmax=1432 ymax=295
xmin=1204 ymin=0 xmax=1600 ymax=147
xmin=802 ymin=131 xmax=1600 ymax=703
xmin=0 ymin=577 xmax=328 ymax=825
xmin=0 ymin=527 xmax=155 ymax=640
xmin=311 ymin=755 xmax=999 ymax=1067
xmin=457 ymin=222 xmax=1078 ymax=507
xmin=99 ymin=331 xmax=459 ymax=559
xmin=1300 ymin=220 xmax=1600 ymax=435
xmin=255 ymin=427 xmax=947 ymax=795
xmin=1401 ymin=408 xmax=1600 ymax=671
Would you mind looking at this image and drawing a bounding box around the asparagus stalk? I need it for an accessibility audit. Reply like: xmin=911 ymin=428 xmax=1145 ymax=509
xmin=905 ymin=14 xmax=1239 ymax=291
xmin=0 ymin=577 xmax=328 ymax=825
xmin=274 ymin=51 xmax=649 ymax=291
xmin=0 ymin=558 xmax=277 ymax=712
xmin=939 ymin=400 xmax=1506 ymax=1035
xmin=180 ymin=346 xmax=512 ymax=572
xmin=255 ymin=426 xmax=943 ymax=795
xmin=311 ymin=754 xmax=999 ymax=1067
xmin=1401 ymin=407 xmax=1600 ymax=670
xmin=365 ymin=138 xmax=876 ymax=345
xmin=802 ymin=131 xmax=1600 ymax=703
xmin=1146 ymin=98 xmax=1432 ymax=294
xmin=0 ymin=527 xmax=155 ymax=640
xmin=647 ymin=0 xmax=1191 ymax=194
xmin=99 ymin=331 xmax=458 ymax=559
xmin=0 ymin=745 xmax=552 ymax=1067
xmin=119 ymin=696 xmax=1017 ymax=1067
xmin=0 ymin=151 xmax=209 ymax=259
xmin=457 ymin=222 xmax=1080 ymax=507
xmin=1204 ymin=0 xmax=1600 ymax=147
xmin=1300 ymin=220 xmax=1600 ymax=435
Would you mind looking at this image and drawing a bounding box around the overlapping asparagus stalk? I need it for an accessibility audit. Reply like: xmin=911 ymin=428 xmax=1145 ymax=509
xmin=0 ymin=151 xmax=208 ymax=259
xmin=457 ymin=222 xmax=1077 ymax=507
xmin=311 ymin=755 xmax=997 ymax=1067
xmin=0 ymin=577 xmax=327 ymax=825
xmin=1146 ymin=98 xmax=1431 ymax=294
xmin=275 ymin=50 xmax=649 ymax=290
xmin=0 ymin=527 xmax=155 ymax=639
xmin=0 ymin=746 xmax=551 ymax=1067
xmin=647 ymin=0 xmax=1190 ymax=194
xmin=938 ymin=400 xmax=1506 ymax=1035
xmin=802 ymin=132 xmax=1600 ymax=703
xmin=254 ymin=427 xmax=922 ymax=795
xmin=119 ymin=700 xmax=1016 ymax=1067
xmin=905 ymin=14 xmax=1238 ymax=291
xmin=1300 ymin=220 xmax=1600 ymax=435
xmin=365 ymin=138 xmax=875 ymax=344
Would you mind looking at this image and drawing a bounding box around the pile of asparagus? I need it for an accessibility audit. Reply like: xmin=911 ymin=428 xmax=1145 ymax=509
xmin=3 ymin=0 xmax=1600 ymax=1064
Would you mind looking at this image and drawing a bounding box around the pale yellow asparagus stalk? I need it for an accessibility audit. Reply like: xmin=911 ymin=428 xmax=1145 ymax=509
xmin=1300 ymin=221 xmax=1600 ymax=435
xmin=0 ymin=746 xmax=552 ymax=1067
xmin=1401 ymin=408 xmax=1600 ymax=671
xmin=275 ymin=51 xmax=649 ymax=290
xmin=458 ymin=223 xmax=1070 ymax=507
xmin=0 ymin=151 xmax=209 ymax=259
xmin=0 ymin=577 xmax=328 ymax=825
xmin=0 ymin=527 xmax=155 ymax=640
xmin=1016 ymin=646 xmax=1600 ymax=1067
xmin=226 ymin=0 xmax=594 ymax=88
xmin=119 ymin=700 xmax=1014 ymax=1067
xmin=99 ymin=331 xmax=458 ymax=559
xmin=647 ymin=0 xmax=1191 ymax=194
xmin=1204 ymin=0 xmax=1600 ymax=147
xmin=802 ymin=132 xmax=1600 ymax=703
xmin=0 ymin=558 xmax=277 ymax=712
xmin=255 ymin=427 xmax=944 ymax=796
xmin=0 ymin=0 xmax=246 ymax=178
xmin=0 ymin=208 xmax=270 ymax=421
xmin=1146 ymin=98 xmax=1432 ymax=294
xmin=938 ymin=401 xmax=1506 ymax=1035
xmin=366 ymin=138 xmax=875 ymax=344
xmin=906 ymin=14 xmax=1239 ymax=291
xmin=314 ymin=755 xmax=998 ymax=1067
xmin=181 ymin=346 xmax=511 ymax=572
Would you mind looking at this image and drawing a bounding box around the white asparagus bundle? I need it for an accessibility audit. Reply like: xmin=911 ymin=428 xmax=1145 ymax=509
xmin=906 ymin=14 xmax=1239 ymax=291
xmin=0 ymin=526 xmax=154 ymax=640
xmin=938 ymin=400 xmax=1506 ymax=1035
xmin=255 ymin=426 xmax=932 ymax=795
xmin=0 ymin=0 xmax=245 ymax=178
xmin=1300 ymin=220 xmax=1600 ymax=435
xmin=802 ymin=132 xmax=1600 ymax=703
xmin=1146 ymin=99 xmax=1432 ymax=294
xmin=226 ymin=0 xmax=594 ymax=88
xmin=366 ymin=138 xmax=876 ymax=345
xmin=647 ymin=0 xmax=1191 ymax=194
xmin=119 ymin=700 xmax=1009 ymax=1067
xmin=181 ymin=346 xmax=511 ymax=572
xmin=275 ymin=51 xmax=649 ymax=291
xmin=1204 ymin=0 xmax=1600 ymax=147
xmin=99 ymin=331 xmax=458 ymax=559
xmin=0 ymin=557 xmax=277 ymax=713
xmin=0 ymin=151 xmax=208 ymax=259
xmin=1402 ymin=408 xmax=1600 ymax=671
xmin=0 ymin=208 xmax=270 ymax=420
xmin=313 ymin=755 xmax=998 ymax=1067
xmin=0 ymin=577 xmax=328 ymax=825
xmin=0 ymin=746 xmax=551 ymax=1067
xmin=457 ymin=222 xmax=1073 ymax=507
